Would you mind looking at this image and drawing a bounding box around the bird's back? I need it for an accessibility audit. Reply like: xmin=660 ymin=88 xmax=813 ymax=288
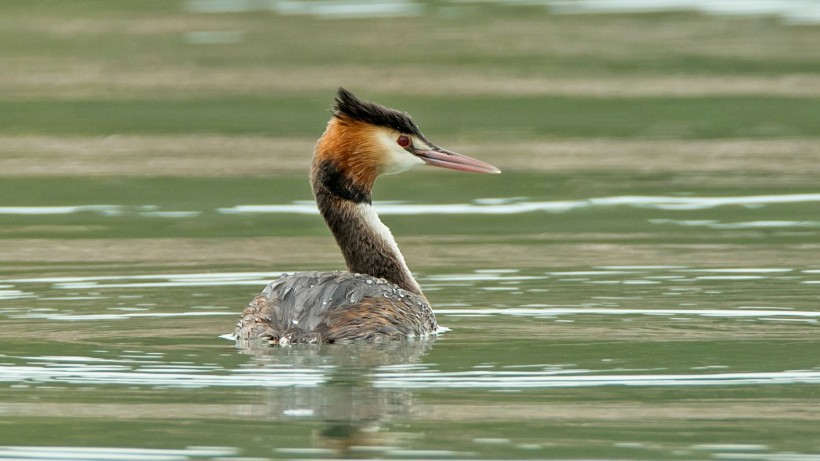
xmin=234 ymin=271 xmax=436 ymax=345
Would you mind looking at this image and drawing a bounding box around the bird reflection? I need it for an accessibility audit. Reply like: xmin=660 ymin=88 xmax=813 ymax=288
xmin=236 ymin=338 xmax=435 ymax=456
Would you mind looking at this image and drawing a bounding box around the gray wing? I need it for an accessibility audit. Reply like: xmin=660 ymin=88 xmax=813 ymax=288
xmin=234 ymin=271 xmax=435 ymax=344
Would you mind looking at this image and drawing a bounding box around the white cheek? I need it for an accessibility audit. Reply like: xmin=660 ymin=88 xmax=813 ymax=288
xmin=383 ymin=146 xmax=424 ymax=174
xmin=377 ymin=132 xmax=425 ymax=175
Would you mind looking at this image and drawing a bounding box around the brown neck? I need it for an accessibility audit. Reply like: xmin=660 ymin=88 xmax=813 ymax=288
xmin=310 ymin=161 xmax=424 ymax=296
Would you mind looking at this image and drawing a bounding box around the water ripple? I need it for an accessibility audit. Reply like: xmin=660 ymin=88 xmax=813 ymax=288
xmin=3 ymin=358 xmax=818 ymax=390
xmin=5 ymin=193 xmax=815 ymax=217
xmin=651 ymin=219 xmax=820 ymax=229
xmin=0 ymin=362 xmax=324 ymax=388
xmin=373 ymin=370 xmax=820 ymax=389
xmin=0 ymin=445 xmax=260 ymax=461
xmin=436 ymin=307 xmax=820 ymax=319
xmin=5 ymin=272 xmax=282 ymax=285
xmin=11 ymin=311 xmax=234 ymax=321
xmin=218 ymin=193 xmax=820 ymax=215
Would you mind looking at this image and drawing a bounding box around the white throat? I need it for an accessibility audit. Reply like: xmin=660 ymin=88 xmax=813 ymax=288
xmin=356 ymin=202 xmax=422 ymax=293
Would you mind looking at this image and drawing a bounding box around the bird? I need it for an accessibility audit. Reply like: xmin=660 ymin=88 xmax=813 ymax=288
xmin=234 ymin=88 xmax=500 ymax=345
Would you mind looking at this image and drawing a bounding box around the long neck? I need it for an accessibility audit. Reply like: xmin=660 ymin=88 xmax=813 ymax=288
xmin=311 ymin=162 xmax=424 ymax=296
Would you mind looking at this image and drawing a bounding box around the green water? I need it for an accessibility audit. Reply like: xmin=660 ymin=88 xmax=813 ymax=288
xmin=4 ymin=96 xmax=820 ymax=138
xmin=1 ymin=170 xmax=819 ymax=460
xmin=2 ymin=1 xmax=820 ymax=459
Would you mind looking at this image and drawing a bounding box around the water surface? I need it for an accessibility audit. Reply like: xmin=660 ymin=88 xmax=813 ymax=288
xmin=1 ymin=170 xmax=819 ymax=460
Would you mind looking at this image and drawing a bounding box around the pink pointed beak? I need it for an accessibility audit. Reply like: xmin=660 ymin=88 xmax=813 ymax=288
xmin=415 ymin=147 xmax=500 ymax=174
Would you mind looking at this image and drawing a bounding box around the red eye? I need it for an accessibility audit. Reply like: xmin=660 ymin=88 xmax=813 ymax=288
xmin=397 ymin=135 xmax=411 ymax=148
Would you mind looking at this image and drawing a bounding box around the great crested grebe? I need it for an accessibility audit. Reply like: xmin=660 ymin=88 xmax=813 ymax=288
xmin=234 ymin=88 xmax=500 ymax=345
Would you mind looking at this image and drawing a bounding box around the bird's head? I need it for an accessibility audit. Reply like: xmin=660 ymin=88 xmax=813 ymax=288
xmin=312 ymin=88 xmax=499 ymax=202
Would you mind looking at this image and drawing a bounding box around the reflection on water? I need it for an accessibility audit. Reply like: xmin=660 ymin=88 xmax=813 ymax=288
xmin=4 ymin=192 xmax=820 ymax=217
xmin=2 ymin=187 xmax=820 ymax=459
xmin=2 ymin=262 xmax=820 ymax=458
xmin=183 ymin=0 xmax=820 ymax=25
xmin=548 ymin=0 xmax=820 ymax=24
xmin=651 ymin=219 xmax=820 ymax=229
xmin=2 ymin=442 xmax=817 ymax=461
xmin=374 ymin=369 xmax=820 ymax=388
xmin=220 ymin=193 xmax=820 ymax=214
xmin=2 ymin=266 xmax=819 ymax=392
xmin=0 ymin=446 xmax=250 ymax=461
xmin=3 ymin=341 xmax=820 ymax=391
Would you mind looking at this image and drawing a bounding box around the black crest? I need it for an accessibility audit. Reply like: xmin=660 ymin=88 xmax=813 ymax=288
xmin=333 ymin=88 xmax=424 ymax=137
